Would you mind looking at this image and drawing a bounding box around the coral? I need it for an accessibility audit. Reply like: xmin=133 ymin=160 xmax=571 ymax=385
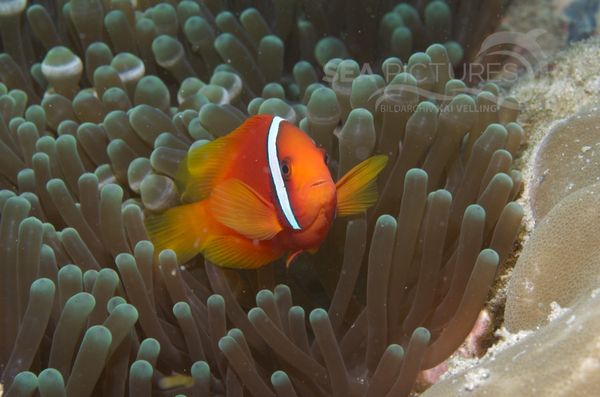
xmin=422 ymin=289 xmax=600 ymax=397
xmin=506 ymin=181 xmax=600 ymax=331
xmin=510 ymin=36 xmax=600 ymax=149
xmin=0 ymin=0 xmax=524 ymax=396
xmin=502 ymin=0 xmax=565 ymax=56
xmin=528 ymin=108 xmax=600 ymax=221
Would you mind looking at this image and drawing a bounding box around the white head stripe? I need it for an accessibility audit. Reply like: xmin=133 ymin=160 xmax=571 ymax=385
xmin=267 ymin=116 xmax=302 ymax=230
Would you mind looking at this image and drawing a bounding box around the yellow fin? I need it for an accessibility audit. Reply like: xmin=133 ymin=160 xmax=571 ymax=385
xmin=158 ymin=374 xmax=194 ymax=390
xmin=204 ymin=235 xmax=280 ymax=269
xmin=210 ymin=179 xmax=282 ymax=240
xmin=285 ymin=250 xmax=303 ymax=268
xmin=335 ymin=155 xmax=388 ymax=216
xmin=144 ymin=202 xmax=206 ymax=264
xmin=175 ymin=139 xmax=231 ymax=203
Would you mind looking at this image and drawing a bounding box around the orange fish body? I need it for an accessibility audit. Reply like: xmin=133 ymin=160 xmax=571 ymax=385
xmin=145 ymin=115 xmax=387 ymax=269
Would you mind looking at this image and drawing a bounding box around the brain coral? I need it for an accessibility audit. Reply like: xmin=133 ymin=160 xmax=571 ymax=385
xmin=506 ymin=181 xmax=600 ymax=331
xmin=529 ymin=108 xmax=600 ymax=221
xmin=421 ymin=285 xmax=600 ymax=397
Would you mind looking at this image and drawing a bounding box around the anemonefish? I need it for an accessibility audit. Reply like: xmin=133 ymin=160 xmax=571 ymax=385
xmin=145 ymin=114 xmax=388 ymax=269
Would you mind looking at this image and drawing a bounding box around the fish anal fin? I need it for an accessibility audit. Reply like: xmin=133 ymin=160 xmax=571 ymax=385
xmin=210 ymin=179 xmax=282 ymax=240
xmin=144 ymin=202 xmax=206 ymax=264
xmin=204 ymin=235 xmax=280 ymax=269
xmin=336 ymin=155 xmax=388 ymax=217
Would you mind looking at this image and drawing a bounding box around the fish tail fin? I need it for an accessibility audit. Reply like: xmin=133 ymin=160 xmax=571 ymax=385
xmin=144 ymin=202 xmax=208 ymax=264
xmin=335 ymin=155 xmax=389 ymax=217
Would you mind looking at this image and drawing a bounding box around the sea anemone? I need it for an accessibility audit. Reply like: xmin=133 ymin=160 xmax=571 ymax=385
xmin=0 ymin=0 xmax=524 ymax=396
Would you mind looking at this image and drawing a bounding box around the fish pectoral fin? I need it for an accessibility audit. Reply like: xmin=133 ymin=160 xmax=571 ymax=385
xmin=176 ymin=138 xmax=231 ymax=203
xmin=204 ymin=235 xmax=280 ymax=269
xmin=335 ymin=155 xmax=389 ymax=217
xmin=210 ymin=179 xmax=283 ymax=240
xmin=176 ymin=116 xmax=275 ymax=203
xmin=144 ymin=202 xmax=205 ymax=264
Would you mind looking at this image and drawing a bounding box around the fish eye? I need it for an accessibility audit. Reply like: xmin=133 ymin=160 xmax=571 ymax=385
xmin=280 ymin=159 xmax=291 ymax=179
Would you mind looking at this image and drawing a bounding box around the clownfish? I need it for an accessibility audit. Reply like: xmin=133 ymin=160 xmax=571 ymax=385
xmin=145 ymin=114 xmax=387 ymax=269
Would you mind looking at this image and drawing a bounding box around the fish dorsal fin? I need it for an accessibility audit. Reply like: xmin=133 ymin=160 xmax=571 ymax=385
xmin=176 ymin=138 xmax=231 ymax=203
xmin=336 ymin=155 xmax=388 ymax=216
xmin=204 ymin=235 xmax=280 ymax=269
xmin=210 ymin=179 xmax=283 ymax=240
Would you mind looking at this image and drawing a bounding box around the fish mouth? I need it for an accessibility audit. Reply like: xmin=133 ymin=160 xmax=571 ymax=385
xmin=311 ymin=179 xmax=328 ymax=187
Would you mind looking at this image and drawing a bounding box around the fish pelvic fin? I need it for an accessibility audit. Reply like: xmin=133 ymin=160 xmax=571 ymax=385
xmin=144 ymin=202 xmax=208 ymax=264
xmin=203 ymin=235 xmax=281 ymax=269
xmin=335 ymin=155 xmax=388 ymax=217
xmin=285 ymin=250 xmax=304 ymax=268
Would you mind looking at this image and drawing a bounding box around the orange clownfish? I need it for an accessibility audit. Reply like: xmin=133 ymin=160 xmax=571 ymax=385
xmin=145 ymin=114 xmax=388 ymax=269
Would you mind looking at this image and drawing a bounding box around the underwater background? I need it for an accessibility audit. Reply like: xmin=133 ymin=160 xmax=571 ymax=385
xmin=0 ymin=0 xmax=599 ymax=395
